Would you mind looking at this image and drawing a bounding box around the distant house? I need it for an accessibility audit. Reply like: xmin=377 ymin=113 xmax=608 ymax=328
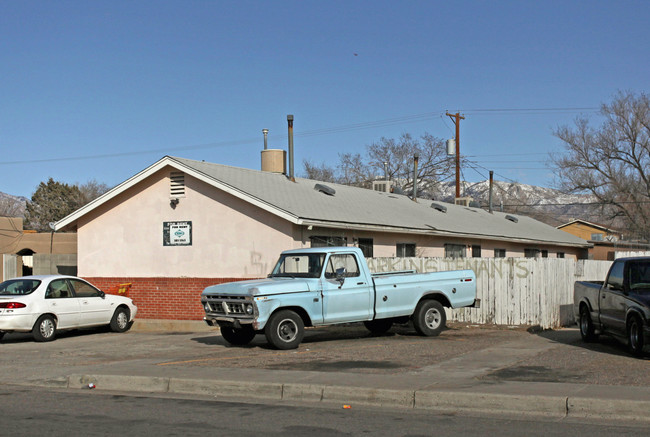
xmin=557 ymin=219 xmax=649 ymax=260
xmin=0 ymin=217 xmax=77 ymax=279
xmin=54 ymin=156 xmax=589 ymax=321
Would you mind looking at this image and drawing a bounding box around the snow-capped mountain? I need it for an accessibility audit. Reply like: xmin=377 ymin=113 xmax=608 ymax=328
xmin=0 ymin=192 xmax=27 ymax=217
xmin=429 ymin=180 xmax=600 ymax=227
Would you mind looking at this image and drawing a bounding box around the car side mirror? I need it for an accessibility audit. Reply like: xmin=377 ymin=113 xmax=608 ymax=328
xmin=335 ymin=267 xmax=346 ymax=288
xmin=100 ymin=290 xmax=106 ymax=299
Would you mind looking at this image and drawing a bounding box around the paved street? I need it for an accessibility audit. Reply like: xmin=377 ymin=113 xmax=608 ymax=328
xmin=3 ymin=385 xmax=649 ymax=437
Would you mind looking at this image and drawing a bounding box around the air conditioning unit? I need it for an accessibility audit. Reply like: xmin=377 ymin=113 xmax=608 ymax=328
xmin=372 ymin=180 xmax=392 ymax=193
xmin=454 ymin=197 xmax=473 ymax=207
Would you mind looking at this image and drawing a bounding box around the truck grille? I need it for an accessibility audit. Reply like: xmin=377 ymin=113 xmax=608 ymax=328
xmin=204 ymin=295 xmax=251 ymax=317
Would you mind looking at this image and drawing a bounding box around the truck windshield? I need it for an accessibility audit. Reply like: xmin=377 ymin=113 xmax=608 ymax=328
xmin=628 ymin=260 xmax=650 ymax=291
xmin=269 ymin=253 xmax=326 ymax=278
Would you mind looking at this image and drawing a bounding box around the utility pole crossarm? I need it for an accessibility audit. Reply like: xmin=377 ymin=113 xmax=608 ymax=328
xmin=446 ymin=111 xmax=465 ymax=199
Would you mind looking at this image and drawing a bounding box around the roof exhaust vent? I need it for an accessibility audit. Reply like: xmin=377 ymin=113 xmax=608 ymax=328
xmin=314 ymin=183 xmax=336 ymax=196
xmin=505 ymin=214 xmax=519 ymax=223
xmin=431 ymin=203 xmax=447 ymax=213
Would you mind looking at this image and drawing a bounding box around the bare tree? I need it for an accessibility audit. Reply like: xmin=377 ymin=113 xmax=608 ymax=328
xmin=77 ymin=179 xmax=110 ymax=204
xmin=303 ymin=132 xmax=452 ymax=196
xmin=552 ymin=91 xmax=650 ymax=240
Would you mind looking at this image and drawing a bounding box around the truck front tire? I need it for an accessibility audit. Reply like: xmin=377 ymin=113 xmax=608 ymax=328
xmin=265 ymin=310 xmax=304 ymax=350
xmin=220 ymin=326 xmax=256 ymax=346
xmin=413 ymin=300 xmax=445 ymax=337
xmin=364 ymin=319 xmax=393 ymax=335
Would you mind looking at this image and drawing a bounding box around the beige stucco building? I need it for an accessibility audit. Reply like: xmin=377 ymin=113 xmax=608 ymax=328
xmin=54 ymin=156 xmax=589 ymax=321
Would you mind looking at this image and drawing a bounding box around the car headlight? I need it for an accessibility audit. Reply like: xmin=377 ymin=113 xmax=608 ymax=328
xmin=203 ymin=303 xmax=210 ymax=312
xmin=245 ymin=303 xmax=254 ymax=315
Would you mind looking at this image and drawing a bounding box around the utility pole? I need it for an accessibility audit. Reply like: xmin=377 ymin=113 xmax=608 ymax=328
xmin=446 ymin=111 xmax=465 ymax=199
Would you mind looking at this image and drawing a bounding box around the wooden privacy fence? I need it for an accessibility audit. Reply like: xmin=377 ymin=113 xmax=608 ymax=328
xmin=367 ymin=257 xmax=613 ymax=329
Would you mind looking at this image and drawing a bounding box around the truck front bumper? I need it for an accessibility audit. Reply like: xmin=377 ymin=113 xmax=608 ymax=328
xmin=204 ymin=315 xmax=257 ymax=330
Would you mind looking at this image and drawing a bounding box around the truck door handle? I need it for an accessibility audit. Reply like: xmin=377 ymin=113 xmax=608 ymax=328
xmin=357 ymin=282 xmax=365 ymax=285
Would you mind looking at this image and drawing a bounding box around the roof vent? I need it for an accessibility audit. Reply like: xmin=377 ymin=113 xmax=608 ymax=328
xmin=314 ymin=183 xmax=336 ymax=196
xmin=505 ymin=214 xmax=519 ymax=223
xmin=431 ymin=203 xmax=447 ymax=213
xmin=170 ymin=171 xmax=185 ymax=197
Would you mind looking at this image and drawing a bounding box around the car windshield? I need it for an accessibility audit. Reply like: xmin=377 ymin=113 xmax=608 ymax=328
xmin=0 ymin=279 xmax=41 ymax=295
xmin=269 ymin=253 xmax=326 ymax=278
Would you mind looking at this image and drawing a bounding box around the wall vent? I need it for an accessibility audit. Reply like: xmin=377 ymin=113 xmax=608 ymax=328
xmin=170 ymin=171 xmax=186 ymax=197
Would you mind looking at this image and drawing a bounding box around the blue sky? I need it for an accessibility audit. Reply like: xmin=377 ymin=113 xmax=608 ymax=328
xmin=1 ymin=1 xmax=648 ymax=198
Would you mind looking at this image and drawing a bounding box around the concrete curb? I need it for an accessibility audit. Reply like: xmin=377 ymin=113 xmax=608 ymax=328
xmin=63 ymin=374 xmax=650 ymax=422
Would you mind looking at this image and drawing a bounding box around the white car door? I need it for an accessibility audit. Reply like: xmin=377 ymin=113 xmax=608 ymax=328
xmin=44 ymin=279 xmax=80 ymax=329
xmin=70 ymin=279 xmax=113 ymax=326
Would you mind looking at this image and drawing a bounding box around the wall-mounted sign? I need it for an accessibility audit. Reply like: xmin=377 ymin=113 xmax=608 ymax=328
xmin=163 ymin=221 xmax=192 ymax=246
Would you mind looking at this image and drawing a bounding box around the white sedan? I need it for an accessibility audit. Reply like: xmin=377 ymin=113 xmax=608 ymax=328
xmin=0 ymin=275 xmax=137 ymax=342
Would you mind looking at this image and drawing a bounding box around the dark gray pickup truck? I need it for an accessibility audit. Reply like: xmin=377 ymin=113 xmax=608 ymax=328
xmin=574 ymin=257 xmax=650 ymax=356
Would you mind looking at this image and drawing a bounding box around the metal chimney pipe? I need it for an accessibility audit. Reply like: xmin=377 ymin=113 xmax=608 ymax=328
xmin=384 ymin=161 xmax=389 ymax=181
xmin=262 ymin=128 xmax=269 ymax=150
xmin=287 ymin=115 xmax=294 ymax=181
xmin=489 ymin=171 xmax=494 ymax=213
xmin=412 ymin=154 xmax=419 ymax=201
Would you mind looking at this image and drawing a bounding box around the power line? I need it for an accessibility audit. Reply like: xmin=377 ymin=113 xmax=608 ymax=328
xmin=0 ymin=106 xmax=597 ymax=166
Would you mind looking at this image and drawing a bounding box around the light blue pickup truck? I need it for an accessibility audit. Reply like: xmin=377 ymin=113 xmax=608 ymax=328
xmin=202 ymin=247 xmax=478 ymax=349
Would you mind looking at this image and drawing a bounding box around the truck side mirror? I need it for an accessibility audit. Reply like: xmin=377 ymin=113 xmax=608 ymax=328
xmin=335 ymin=267 xmax=347 ymax=288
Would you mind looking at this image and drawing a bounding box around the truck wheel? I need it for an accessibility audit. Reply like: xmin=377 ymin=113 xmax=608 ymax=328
xmin=265 ymin=310 xmax=304 ymax=350
xmin=628 ymin=316 xmax=645 ymax=357
xmin=363 ymin=319 xmax=393 ymax=335
xmin=220 ymin=326 xmax=256 ymax=346
xmin=412 ymin=300 xmax=445 ymax=337
xmin=579 ymin=305 xmax=598 ymax=342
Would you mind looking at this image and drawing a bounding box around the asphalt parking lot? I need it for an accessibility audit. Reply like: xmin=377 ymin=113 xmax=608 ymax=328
xmin=1 ymin=322 xmax=648 ymax=387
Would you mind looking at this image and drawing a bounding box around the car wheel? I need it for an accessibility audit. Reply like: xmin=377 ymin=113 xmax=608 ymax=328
xmin=579 ymin=305 xmax=598 ymax=342
xmin=264 ymin=310 xmax=304 ymax=350
xmin=412 ymin=300 xmax=446 ymax=337
xmin=0 ymin=332 xmax=5 ymax=342
xmin=363 ymin=319 xmax=393 ymax=335
xmin=110 ymin=307 xmax=131 ymax=333
xmin=220 ymin=326 xmax=256 ymax=346
xmin=628 ymin=316 xmax=645 ymax=357
xmin=33 ymin=315 xmax=57 ymax=342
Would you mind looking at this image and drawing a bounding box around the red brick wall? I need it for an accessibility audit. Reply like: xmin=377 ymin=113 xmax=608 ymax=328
xmin=83 ymin=277 xmax=254 ymax=320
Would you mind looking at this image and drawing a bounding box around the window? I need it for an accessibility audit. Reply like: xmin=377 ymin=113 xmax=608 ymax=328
xmin=271 ymin=253 xmax=325 ymax=278
xmin=396 ymin=243 xmax=416 ymax=258
xmin=46 ymin=279 xmax=72 ymax=299
xmin=444 ymin=244 xmax=466 ymax=259
xmin=556 ymin=252 xmax=565 ymax=258
xmin=70 ymin=279 xmax=103 ymax=297
xmin=606 ymin=261 xmax=624 ymax=290
xmin=358 ymin=238 xmax=374 ymax=258
xmin=541 ymin=250 xmax=548 ymax=258
xmin=325 ymin=254 xmax=360 ymax=279
xmin=494 ymin=248 xmax=506 ymax=258
xmin=471 ymin=245 xmax=481 ymax=258
xmin=310 ymin=236 xmax=347 ymax=247
xmin=524 ymin=248 xmax=540 ymax=258
xmin=591 ymin=233 xmax=604 ymax=241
